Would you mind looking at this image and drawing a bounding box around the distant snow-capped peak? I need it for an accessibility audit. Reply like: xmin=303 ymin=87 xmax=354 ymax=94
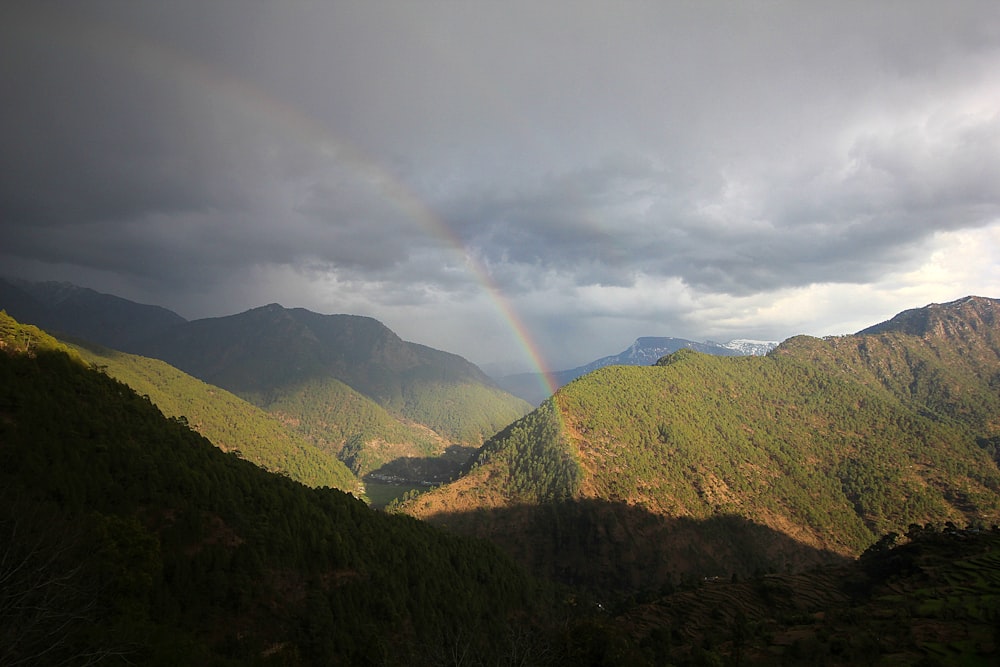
xmin=719 ymin=339 xmax=779 ymax=356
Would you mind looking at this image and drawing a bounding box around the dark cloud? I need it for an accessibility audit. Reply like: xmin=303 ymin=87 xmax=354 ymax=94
xmin=2 ymin=1 xmax=999 ymax=370
xmin=0 ymin=39 xmax=220 ymax=226
xmin=445 ymin=116 xmax=1000 ymax=297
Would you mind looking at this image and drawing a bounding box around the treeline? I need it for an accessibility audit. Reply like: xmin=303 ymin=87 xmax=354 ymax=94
xmin=468 ymin=398 xmax=583 ymax=503
xmin=556 ymin=347 xmax=1000 ymax=552
xmin=126 ymin=304 xmax=531 ymax=481
xmin=386 ymin=381 xmax=533 ymax=445
xmin=0 ymin=313 xmax=556 ymax=664
xmin=63 ymin=337 xmax=358 ymax=491
xmin=248 ymin=375 xmax=445 ymax=476
xmin=435 ymin=329 xmax=1000 ymax=563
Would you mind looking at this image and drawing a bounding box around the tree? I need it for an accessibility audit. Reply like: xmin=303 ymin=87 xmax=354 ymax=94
xmin=0 ymin=497 xmax=130 ymax=666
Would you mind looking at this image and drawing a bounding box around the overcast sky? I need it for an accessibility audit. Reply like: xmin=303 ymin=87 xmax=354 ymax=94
xmin=3 ymin=1 xmax=999 ymax=373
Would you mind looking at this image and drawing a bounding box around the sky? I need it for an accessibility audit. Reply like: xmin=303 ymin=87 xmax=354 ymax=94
xmin=2 ymin=1 xmax=1000 ymax=374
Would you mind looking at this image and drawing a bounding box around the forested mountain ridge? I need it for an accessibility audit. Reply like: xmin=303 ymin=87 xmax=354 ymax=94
xmin=0 ymin=312 xmax=555 ymax=665
xmin=4 ymin=308 xmax=999 ymax=665
xmin=132 ymin=304 xmax=529 ymax=444
xmin=0 ymin=281 xmax=532 ymax=489
xmin=857 ymin=294 xmax=998 ymax=338
xmin=0 ymin=276 xmax=186 ymax=350
xmin=401 ymin=296 xmax=1000 ymax=595
xmin=131 ymin=303 xmax=531 ymax=478
xmin=60 ymin=333 xmax=359 ymax=491
xmin=776 ymin=295 xmax=1000 ymax=440
xmin=0 ymin=279 xmax=531 ymax=441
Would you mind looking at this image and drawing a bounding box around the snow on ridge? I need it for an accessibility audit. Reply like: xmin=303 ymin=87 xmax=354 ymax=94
xmin=719 ymin=339 xmax=779 ymax=356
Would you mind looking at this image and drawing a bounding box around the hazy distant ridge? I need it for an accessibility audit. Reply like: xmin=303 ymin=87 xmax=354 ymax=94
xmin=0 ymin=277 xmax=186 ymax=350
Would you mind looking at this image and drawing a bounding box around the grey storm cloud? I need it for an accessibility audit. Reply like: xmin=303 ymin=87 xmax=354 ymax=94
xmin=444 ymin=105 xmax=1000 ymax=296
xmin=2 ymin=0 xmax=999 ymax=368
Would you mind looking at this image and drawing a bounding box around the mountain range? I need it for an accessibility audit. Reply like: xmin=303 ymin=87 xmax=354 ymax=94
xmin=2 ymin=285 xmax=999 ymax=664
xmin=497 ymin=335 xmax=778 ymax=405
xmin=0 ymin=278 xmax=530 ymax=491
xmin=0 ymin=314 xmax=552 ymax=664
xmin=61 ymin=335 xmax=360 ymax=491
xmin=0 ymin=278 xmax=777 ymax=490
xmin=0 ymin=277 xmax=186 ymax=350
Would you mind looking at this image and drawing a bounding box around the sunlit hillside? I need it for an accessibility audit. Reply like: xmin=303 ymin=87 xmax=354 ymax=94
xmin=401 ymin=297 xmax=1000 ymax=593
xmin=62 ymin=335 xmax=359 ymax=492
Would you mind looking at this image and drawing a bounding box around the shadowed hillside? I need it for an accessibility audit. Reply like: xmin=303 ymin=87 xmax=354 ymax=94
xmin=0 ymin=312 xmax=555 ymax=665
xmin=0 ymin=277 xmax=186 ymax=349
xmin=617 ymin=527 xmax=1000 ymax=665
xmin=416 ymin=500 xmax=849 ymax=597
xmin=133 ymin=304 xmax=527 ymax=430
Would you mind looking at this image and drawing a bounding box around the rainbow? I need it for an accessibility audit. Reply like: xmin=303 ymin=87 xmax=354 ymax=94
xmin=328 ymin=143 xmax=564 ymax=403
xmin=62 ymin=13 xmax=563 ymax=402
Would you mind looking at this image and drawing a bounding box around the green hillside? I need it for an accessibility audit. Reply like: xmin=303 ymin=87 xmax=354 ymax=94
xmin=563 ymin=349 xmax=998 ymax=546
xmin=0 ymin=312 xmax=554 ymax=665
xmin=4 ymin=309 xmax=999 ymax=666
xmin=385 ymin=379 xmax=539 ymax=445
xmin=61 ymin=335 xmax=358 ymax=492
xmin=246 ymin=375 xmax=445 ymax=476
xmin=133 ymin=304 xmax=531 ymax=479
xmin=403 ymin=297 xmax=1000 ymax=594
xmin=60 ymin=333 xmax=485 ymax=485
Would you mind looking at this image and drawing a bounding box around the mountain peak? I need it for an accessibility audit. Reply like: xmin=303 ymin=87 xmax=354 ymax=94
xmin=857 ymin=295 xmax=999 ymax=338
xmin=719 ymin=339 xmax=780 ymax=356
xmin=239 ymin=302 xmax=297 ymax=324
xmin=0 ymin=277 xmax=187 ymax=351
